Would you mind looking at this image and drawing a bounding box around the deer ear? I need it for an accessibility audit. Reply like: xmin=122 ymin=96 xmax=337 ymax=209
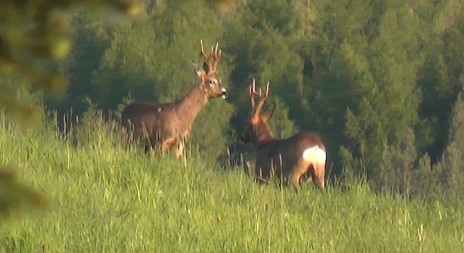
xmin=193 ymin=62 xmax=203 ymax=77
xmin=203 ymin=61 xmax=210 ymax=74
xmin=261 ymin=106 xmax=275 ymax=123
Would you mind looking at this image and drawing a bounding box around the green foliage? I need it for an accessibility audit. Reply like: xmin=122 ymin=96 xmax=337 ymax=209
xmin=0 ymin=76 xmax=43 ymax=124
xmin=410 ymin=154 xmax=443 ymax=201
xmin=418 ymin=12 xmax=464 ymax=160
xmin=90 ymin=18 xmax=159 ymax=107
xmin=49 ymin=11 xmax=114 ymax=115
xmin=191 ymin=100 xmax=235 ymax=160
xmin=316 ymin=2 xmax=423 ymax=180
xmin=0 ymin=0 xmax=144 ymax=122
xmin=433 ymin=92 xmax=464 ymax=201
xmin=266 ymin=97 xmax=298 ymax=139
xmin=378 ymin=129 xmax=416 ymax=195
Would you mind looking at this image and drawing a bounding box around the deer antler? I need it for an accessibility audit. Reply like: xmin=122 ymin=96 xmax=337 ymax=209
xmin=200 ymin=40 xmax=210 ymax=65
xmin=249 ymin=79 xmax=270 ymax=118
xmin=249 ymin=79 xmax=259 ymax=108
xmin=212 ymin=43 xmax=222 ymax=71
xmin=254 ymin=81 xmax=270 ymax=116
xmin=200 ymin=40 xmax=221 ymax=72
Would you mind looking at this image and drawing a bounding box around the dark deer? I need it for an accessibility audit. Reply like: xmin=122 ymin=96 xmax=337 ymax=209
xmin=121 ymin=40 xmax=227 ymax=158
xmin=241 ymin=80 xmax=326 ymax=189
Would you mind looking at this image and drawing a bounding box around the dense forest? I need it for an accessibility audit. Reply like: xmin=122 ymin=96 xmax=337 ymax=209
xmin=3 ymin=0 xmax=464 ymax=202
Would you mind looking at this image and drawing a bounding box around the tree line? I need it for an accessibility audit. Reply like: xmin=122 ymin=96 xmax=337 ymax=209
xmin=3 ymin=0 xmax=464 ymax=202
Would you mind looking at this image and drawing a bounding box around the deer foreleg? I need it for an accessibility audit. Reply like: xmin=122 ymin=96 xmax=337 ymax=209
xmin=161 ymin=137 xmax=177 ymax=154
xmin=174 ymin=140 xmax=185 ymax=158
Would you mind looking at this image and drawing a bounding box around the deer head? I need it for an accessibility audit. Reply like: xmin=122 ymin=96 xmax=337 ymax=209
xmin=193 ymin=40 xmax=227 ymax=99
xmin=241 ymin=79 xmax=275 ymax=146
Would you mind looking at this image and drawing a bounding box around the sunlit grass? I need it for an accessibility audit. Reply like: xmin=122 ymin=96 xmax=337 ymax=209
xmin=0 ymin=112 xmax=463 ymax=252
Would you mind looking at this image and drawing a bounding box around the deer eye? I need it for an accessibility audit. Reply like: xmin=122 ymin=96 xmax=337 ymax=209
xmin=209 ymin=80 xmax=215 ymax=86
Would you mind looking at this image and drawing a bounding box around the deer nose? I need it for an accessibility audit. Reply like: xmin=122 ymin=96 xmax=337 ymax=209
xmin=221 ymin=87 xmax=228 ymax=99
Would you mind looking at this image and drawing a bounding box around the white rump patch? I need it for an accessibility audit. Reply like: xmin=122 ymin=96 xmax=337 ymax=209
xmin=302 ymin=146 xmax=326 ymax=164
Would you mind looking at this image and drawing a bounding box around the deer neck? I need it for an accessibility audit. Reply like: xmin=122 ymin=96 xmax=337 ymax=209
xmin=176 ymin=82 xmax=209 ymax=127
xmin=253 ymin=123 xmax=275 ymax=148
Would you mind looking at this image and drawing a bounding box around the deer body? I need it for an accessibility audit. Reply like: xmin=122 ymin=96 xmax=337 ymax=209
xmin=253 ymin=131 xmax=326 ymax=188
xmin=242 ymin=80 xmax=326 ymax=189
xmin=121 ymin=41 xmax=227 ymax=157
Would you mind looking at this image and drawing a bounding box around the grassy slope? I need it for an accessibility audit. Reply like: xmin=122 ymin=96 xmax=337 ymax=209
xmin=0 ymin=115 xmax=463 ymax=253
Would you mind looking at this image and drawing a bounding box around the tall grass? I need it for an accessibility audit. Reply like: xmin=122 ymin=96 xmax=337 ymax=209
xmin=0 ymin=111 xmax=463 ymax=252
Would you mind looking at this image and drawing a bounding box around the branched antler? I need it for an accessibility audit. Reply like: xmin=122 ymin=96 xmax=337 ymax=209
xmin=200 ymin=40 xmax=210 ymax=65
xmin=249 ymin=79 xmax=270 ymax=118
xmin=249 ymin=79 xmax=259 ymax=108
xmin=200 ymin=40 xmax=222 ymax=72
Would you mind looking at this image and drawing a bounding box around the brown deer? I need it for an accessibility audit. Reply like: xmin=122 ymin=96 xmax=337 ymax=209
xmin=241 ymin=80 xmax=326 ymax=189
xmin=121 ymin=40 xmax=227 ymax=158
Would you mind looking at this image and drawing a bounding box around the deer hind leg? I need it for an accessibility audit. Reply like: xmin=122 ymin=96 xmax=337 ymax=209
xmin=290 ymin=173 xmax=301 ymax=191
xmin=122 ymin=119 xmax=134 ymax=145
xmin=289 ymin=160 xmax=311 ymax=191
xmin=309 ymin=162 xmax=325 ymax=189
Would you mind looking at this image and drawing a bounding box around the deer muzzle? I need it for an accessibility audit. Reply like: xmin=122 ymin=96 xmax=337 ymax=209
xmin=220 ymin=87 xmax=228 ymax=99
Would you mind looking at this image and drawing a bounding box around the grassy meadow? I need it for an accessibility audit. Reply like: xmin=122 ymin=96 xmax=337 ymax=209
xmin=1 ymin=112 xmax=463 ymax=253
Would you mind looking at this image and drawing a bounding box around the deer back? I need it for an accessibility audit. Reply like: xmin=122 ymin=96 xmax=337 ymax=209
xmin=121 ymin=102 xmax=179 ymax=138
xmin=255 ymin=131 xmax=325 ymax=174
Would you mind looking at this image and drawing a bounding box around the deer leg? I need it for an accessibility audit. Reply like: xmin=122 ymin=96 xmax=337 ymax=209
xmin=161 ymin=137 xmax=177 ymax=154
xmin=174 ymin=140 xmax=185 ymax=158
xmin=254 ymin=166 xmax=263 ymax=180
xmin=316 ymin=162 xmax=326 ymax=189
xmin=289 ymin=159 xmax=310 ymax=189
xmin=310 ymin=162 xmax=325 ymax=189
xmin=254 ymin=164 xmax=270 ymax=184
xmin=144 ymin=144 xmax=152 ymax=154
xmin=245 ymin=160 xmax=254 ymax=176
xmin=290 ymin=173 xmax=301 ymax=191
xmin=144 ymin=137 xmax=153 ymax=155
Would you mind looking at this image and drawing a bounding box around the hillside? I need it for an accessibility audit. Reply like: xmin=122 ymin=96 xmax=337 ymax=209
xmin=1 ymin=113 xmax=463 ymax=252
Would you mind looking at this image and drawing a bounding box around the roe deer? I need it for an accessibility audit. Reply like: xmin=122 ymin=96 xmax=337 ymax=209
xmin=121 ymin=40 xmax=227 ymax=158
xmin=241 ymin=80 xmax=326 ymax=189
